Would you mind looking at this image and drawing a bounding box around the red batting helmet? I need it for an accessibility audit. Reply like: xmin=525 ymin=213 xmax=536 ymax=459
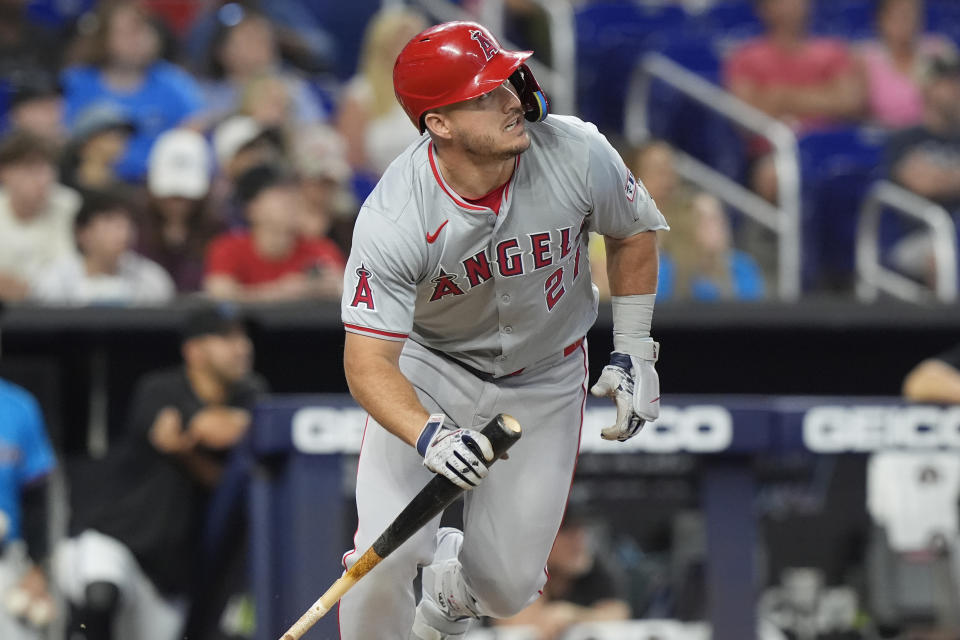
xmin=393 ymin=21 xmax=549 ymax=133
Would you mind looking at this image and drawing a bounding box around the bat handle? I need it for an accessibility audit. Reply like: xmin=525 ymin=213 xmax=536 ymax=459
xmin=278 ymin=548 xmax=380 ymax=639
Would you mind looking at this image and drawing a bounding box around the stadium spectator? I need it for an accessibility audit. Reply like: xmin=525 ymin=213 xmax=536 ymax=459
xmin=62 ymin=0 xmax=205 ymax=182
xmin=903 ymin=343 xmax=960 ymax=404
xmin=886 ymin=52 xmax=960 ymax=211
xmin=204 ymin=163 xmax=345 ymax=302
xmin=658 ymin=191 xmax=766 ymax=302
xmin=183 ymin=0 xmax=336 ymax=79
xmin=291 ymin=125 xmax=357 ymax=255
xmin=54 ymin=304 xmax=265 ymax=640
xmin=138 ymin=128 xmax=222 ymax=293
xmin=494 ymin=508 xmax=630 ymax=639
xmin=31 ymin=190 xmax=174 ymax=306
xmin=5 ymin=71 xmax=65 ymax=146
xmin=859 ymin=0 xmax=956 ymax=130
xmin=724 ymin=0 xmax=865 ymax=201
xmin=59 ymin=104 xmax=135 ymax=194
xmin=336 ymin=7 xmax=427 ymax=177
xmin=211 ymin=115 xmax=285 ymax=185
xmin=196 ymin=6 xmax=326 ymax=129
xmin=0 ymin=0 xmax=62 ymax=84
xmin=0 ymin=377 xmax=57 ymax=640
xmin=0 ymin=130 xmax=81 ymax=303
xmin=882 ymin=51 xmax=960 ymax=287
xmin=209 ymin=115 xmax=286 ymax=229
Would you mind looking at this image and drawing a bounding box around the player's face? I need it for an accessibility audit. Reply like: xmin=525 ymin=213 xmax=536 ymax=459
xmin=201 ymin=328 xmax=253 ymax=385
xmin=445 ymin=81 xmax=530 ymax=160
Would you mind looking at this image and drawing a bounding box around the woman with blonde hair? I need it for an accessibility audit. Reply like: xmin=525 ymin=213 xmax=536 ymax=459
xmin=336 ymin=7 xmax=428 ymax=177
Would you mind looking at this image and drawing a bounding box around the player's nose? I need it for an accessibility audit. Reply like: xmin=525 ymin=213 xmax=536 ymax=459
xmin=499 ymin=81 xmax=522 ymax=112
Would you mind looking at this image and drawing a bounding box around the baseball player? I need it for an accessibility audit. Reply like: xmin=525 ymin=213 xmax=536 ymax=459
xmin=339 ymin=21 xmax=667 ymax=640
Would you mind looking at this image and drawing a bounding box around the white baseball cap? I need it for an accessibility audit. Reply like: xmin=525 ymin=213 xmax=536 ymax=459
xmin=212 ymin=115 xmax=265 ymax=167
xmin=292 ymin=125 xmax=352 ymax=183
xmin=148 ymin=129 xmax=211 ymax=199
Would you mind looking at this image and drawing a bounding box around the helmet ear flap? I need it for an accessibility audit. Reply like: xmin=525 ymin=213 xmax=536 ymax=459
xmin=510 ymin=64 xmax=549 ymax=123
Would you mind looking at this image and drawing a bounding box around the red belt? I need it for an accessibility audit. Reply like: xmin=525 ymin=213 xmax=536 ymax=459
xmin=504 ymin=337 xmax=585 ymax=378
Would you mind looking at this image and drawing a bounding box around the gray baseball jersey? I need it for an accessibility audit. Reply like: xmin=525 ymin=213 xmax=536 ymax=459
xmin=341 ymin=114 xmax=668 ymax=375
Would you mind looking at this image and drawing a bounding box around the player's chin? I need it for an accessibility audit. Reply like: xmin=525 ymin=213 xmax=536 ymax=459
xmin=501 ymin=132 xmax=530 ymax=157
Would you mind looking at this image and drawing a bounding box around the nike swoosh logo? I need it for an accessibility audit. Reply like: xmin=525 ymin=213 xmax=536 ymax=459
xmin=426 ymin=219 xmax=449 ymax=244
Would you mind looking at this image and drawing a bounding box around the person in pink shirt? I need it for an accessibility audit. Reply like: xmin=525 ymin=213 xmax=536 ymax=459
xmin=858 ymin=0 xmax=956 ymax=130
xmin=725 ymin=0 xmax=866 ymax=202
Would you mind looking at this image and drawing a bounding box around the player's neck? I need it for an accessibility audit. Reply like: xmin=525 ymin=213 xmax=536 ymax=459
xmin=434 ymin=148 xmax=516 ymax=200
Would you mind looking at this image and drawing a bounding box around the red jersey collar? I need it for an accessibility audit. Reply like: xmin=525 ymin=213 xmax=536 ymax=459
xmin=428 ymin=142 xmax=519 ymax=213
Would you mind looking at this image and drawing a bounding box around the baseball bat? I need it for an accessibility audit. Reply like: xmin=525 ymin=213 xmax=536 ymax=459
xmin=279 ymin=413 xmax=522 ymax=640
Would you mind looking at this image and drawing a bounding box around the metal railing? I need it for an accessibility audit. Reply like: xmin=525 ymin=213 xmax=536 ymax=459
xmin=855 ymin=180 xmax=958 ymax=303
xmin=410 ymin=0 xmax=576 ymax=116
xmin=625 ymin=52 xmax=802 ymax=301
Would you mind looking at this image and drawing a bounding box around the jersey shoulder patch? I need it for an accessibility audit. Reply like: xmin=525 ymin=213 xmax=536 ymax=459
xmin=624 ymin=170 xmax=637 ymax=202
xmin=349 ymin=263 xmax=376 ymax=311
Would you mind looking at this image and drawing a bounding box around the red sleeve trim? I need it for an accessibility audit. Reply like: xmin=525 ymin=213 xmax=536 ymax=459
xmin=343 ymin=323 xmax=409 ymax=339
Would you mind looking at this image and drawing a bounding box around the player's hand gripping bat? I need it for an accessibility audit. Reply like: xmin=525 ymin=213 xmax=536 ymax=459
xmin=279 ymin=413 xmax=522 ymax=640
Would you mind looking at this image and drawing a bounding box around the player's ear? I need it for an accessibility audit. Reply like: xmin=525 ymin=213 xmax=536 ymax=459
xmin=423 ymin=111 xmax=453 ymax=141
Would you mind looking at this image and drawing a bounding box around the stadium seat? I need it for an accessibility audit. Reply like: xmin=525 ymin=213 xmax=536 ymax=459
xmin=799 ymin=127 xmax=887 ymax=291
xmin=811 ymin=0 xmax=875 ymax=40
xmin=576 ymin=2 xmax=688 ymax=133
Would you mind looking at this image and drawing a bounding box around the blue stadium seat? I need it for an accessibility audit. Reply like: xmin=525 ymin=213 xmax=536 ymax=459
xmin=701 ymin=0 xmax=763 ymax=43
xmin=799 ymin=127 xmax=887 ymax=290
xmin=297 ymin=0 xmax=382 ymax=79
xmin=657 ymin=30 xmax=722 ymax=83
xmin=811 ymin=0 xmax=875 ymax=40
xmin=926 ymin=0 xmax=960 ymax=46
xmin=576 ymin=1 xmax=688 ymax=133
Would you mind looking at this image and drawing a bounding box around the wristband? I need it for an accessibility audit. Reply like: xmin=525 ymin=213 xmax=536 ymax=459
xmin=416 ymin=413 xmax=447 ymax=456
xmin=611 ymin=294 xmax=655 ymax=354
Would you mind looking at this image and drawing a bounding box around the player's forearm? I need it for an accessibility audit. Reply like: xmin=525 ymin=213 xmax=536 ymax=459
xmin=604 ymin=231 xmax=658 ymax=296
xmin=781 ymin=80 xmax=864 ymax=120
xmin=344 ymin=344 xmax=430 ymax=447
xmin=903 ymin=359 xmax=960 ymax=403
xmin=581 ymin=599 xmax=631 ymax=622
xmin=895 ymin=157 xmax=960 ymax=201
xmin=174 ymin=450 xmax=224 ymax=488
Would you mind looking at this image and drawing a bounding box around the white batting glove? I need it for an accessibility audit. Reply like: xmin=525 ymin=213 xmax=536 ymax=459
xmin=590 ymin=343 xmax=660 ymax=441
xmin=416 ymin=414 xmax=494 ymax=490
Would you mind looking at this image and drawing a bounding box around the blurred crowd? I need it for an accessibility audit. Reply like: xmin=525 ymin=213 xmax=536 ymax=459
xmin=0 ymin=0 xmax=438 ymax=309
xmin=3 ymin=0 xmax=956 ymax=307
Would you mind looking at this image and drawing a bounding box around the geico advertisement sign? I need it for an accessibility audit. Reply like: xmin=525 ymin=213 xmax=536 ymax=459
xmin=291 ymin=405 xmax=734 ymax=454
xmin=803 ymin=405 xmax=960 ymax=452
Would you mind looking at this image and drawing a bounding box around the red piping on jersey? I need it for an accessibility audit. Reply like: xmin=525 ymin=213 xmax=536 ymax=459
xmin=543 ymin=340 xmax=588 ymax=595
xmin=563 ymin=337 xmax=584 ymax=358
xmin=343 ymin=323 xmax=409 ymax=340
xmin=428 ymin=142 xmax=520 ymax=213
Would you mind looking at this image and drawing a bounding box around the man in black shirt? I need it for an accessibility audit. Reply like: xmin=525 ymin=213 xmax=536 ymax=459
xmin=886 ymin=53 xmax=960 ymax=213
xmin=53 ymin=304 xmax=266 ymax=640
xmin=493 ymin=508 xmax=630 ymax=639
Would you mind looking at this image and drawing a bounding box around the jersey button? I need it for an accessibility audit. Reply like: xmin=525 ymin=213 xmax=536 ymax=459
xmin=501 ymin=294 xmax=511 ymax=303
xmin=495 ymin=355 xmax=506 ymax=362
xmin=503 ymin=326 xmax=513 ymax=334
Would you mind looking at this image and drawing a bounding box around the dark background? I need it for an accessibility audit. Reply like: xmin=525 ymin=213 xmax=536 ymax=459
xmin=1 ymin=300 xmax=956 ymax=453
